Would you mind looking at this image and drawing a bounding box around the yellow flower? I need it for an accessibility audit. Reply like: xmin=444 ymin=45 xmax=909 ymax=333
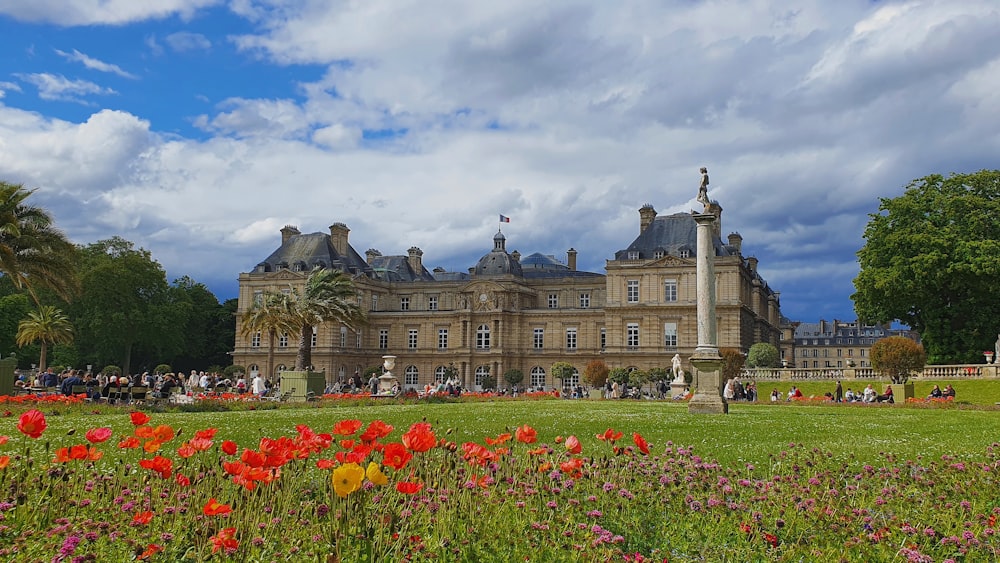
xmin=366 ymin=462 xmax=388 ymax=486
xmin=332 ymin=462 xmax=364 ymax=497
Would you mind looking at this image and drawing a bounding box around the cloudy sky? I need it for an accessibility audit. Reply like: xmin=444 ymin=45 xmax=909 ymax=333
xmin=1 ymin=0 xmax=998 ymax=322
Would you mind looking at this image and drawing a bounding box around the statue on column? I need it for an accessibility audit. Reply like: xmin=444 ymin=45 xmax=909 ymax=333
xmin=696 ymin=167 xmax=711 ymax=210
xmin=671 ymin=354 xmax=683 ymax=381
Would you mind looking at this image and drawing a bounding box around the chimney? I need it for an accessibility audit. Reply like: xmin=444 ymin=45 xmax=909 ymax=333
xmin=727 ymin=232 xmax=742 ymax=254
xmin=280 ymin=225 xmax=300 ymax=245
xmin=638 ymin=204 xmax=657 ymax=234
xmin=511 ymin=250 xmax=521 ymax=262
xmin=329 ymin=222 xmax=350 ymax=256
xmin=747 ymin=256 xmax=758 ymax=273
xmin=365 ymin=249 xmax=381 ymax=265
xmin=707 ymin=202 xmax=723 ymax=238
xmin=567 ymin=248 xmax=577 ymax=271
xmin=407 ymin=246 xmax=423 ymax=273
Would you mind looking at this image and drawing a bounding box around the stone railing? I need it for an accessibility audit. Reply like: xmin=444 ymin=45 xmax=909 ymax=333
xmin=740 ymin=364 xmax=997 ymax=381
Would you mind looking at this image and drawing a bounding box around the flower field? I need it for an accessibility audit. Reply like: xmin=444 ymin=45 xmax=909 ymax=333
xmin=1 ymin=400 xmax=999 ymax=561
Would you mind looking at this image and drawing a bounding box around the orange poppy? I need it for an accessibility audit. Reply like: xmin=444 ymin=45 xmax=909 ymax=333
xmin=130 ymin=412 xmax=151 ymax=426
xmin=402 ymin=422 xmax=436 ymax=453
xmin=396 ymin=480 xmax=424 ymax=495
xmin=132 ymin=511 xmax=154 ymax=525
xmin=203 ymin=498 xmax=233 ymax=516
xmin=632 ymin=432 xmax=650 ymax=455
xmin=382 ymin=442 xmax=412 ymax=470
xmin=565 ymin=435 xmax=582 ymax=455
xmin=17 ymin=409 xmax=46 ymax=439
xmin=515 ymin=424 xmax=538 ymax=444
xmin=210 ymin=527 xmax=239 ymax=554
xmin=332 ymin=419 xmax=363 ymax=436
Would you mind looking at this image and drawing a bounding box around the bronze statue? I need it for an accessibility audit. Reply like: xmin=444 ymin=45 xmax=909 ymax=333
xmin=696 ymin=167 xmax=711 ymax=209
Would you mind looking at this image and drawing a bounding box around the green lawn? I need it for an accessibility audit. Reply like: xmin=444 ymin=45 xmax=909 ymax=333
xmin=27 ymin=398 xmax=999 ymax=467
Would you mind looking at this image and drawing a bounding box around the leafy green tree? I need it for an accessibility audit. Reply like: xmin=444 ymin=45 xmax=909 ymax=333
xmin=608 ymin=367 xmax=631 ymax=384
xmin=70 ymin=237 xmax=187 ymax=377
xmin=0 ymin=181 xmax=79 ymax=304
xmin=0 ymin=292 xmax=32 ymax=358
xmin=170 ymin=277 xmax=235 ymax=372
xmin=853 ymin=170 xmax=1000 ymax=363
xmin=550 ymin=361 xmax=576 ymax=389
xmin=16 ymin=305 xmax=73 ymax=372
xmin=870 ymin=336 xmax=927 ymax=384
xmin=288 ymin=268 xmax=366 ymax=371
xmin=746 ymin=343 xmax=780 ymax=368
xmin=582 ymin=359 xmax=610 ymax=388
xmin=503 ymin=369 xmax=524 ymax=389
xmin=481 ymin=373 xmax=498 ymax=391
xmin=239 ymin=292 xmax=295 ymax=380
xmin=154 ymin=364 xmax=172 ymax=375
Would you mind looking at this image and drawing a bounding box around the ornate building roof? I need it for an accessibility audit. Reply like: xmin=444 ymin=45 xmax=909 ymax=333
xmin=254 ymin=230 xmax=371 ymax=275
xmin=472 ymin=230 xmax=524 ymax=278
xmin=614 ymin=212 xmax=736 ymax=260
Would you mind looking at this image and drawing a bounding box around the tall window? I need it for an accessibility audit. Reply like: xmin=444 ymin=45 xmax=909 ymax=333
xmin=533 ymin=328 xmax=544 ymax=350
xmin=251 ymin=331 xmax=261 ymax=348
xmin=428 ymin=296 xmax=438 ymax=311
xmin=434 ymin=366 xmax=447 ymax=381
xmin=278 ymin=333 xmax=288 ymax=348
xmin=356 ymin=330 xmax=362 ymax=349
xmin=438 ymin=328 xmax=448 ymax=350
xmin=664 ymin=322 xmax=677 ymax=349
xmin=530 ymin=367 xmax=546 ymax=388
xmin=627 ymin=323 xmax=639 ymax=348
xmin=475 ymin=365 xmax=490 ymax=387
xmin=379 ymin=329 xmax=389 ymax=350
xmin=600 ymin=328 xmax=606 ymax=350
xmin=548 ymin=293 xmax=558 ymax=308
xmin=311 ymin=326 xmax=317 ymax=348
xmin=627 ymin=280 xmax=639 ymax=303
xmin=408 ymin=329 xmax=418 ymax=350
xmin=476 ymin=324 xmax=491 ymax=349
xmin=404 ymin=365 xmax=419 ymax=386
xmin=579 ymin=293 xmax=590 ymax=308
xmin=664 ymin=279 xmax=678 ymax=302
xmin=340 ymin=326 xmax=347 ymax=348
xmin=400 ymin=297 xmax=410 ymax=311
xmin=371 ymin=295 xmax=379 ymax=311
xmin=566 ymin=328 xmax=577 ymax=351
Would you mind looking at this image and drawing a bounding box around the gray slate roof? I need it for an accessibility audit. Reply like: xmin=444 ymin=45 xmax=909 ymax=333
xmin=256 ymin=232 xmax=372 ymax=275
xmin=614 ymin=212 xmax=735 ymax=260
xmin=369 ymin=255 xmax=436 ymax=282
xmin=519 ymin=252 xmax=603 ymax=279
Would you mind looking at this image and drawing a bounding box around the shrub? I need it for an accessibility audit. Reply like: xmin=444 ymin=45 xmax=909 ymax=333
xmin=100 ymin=365 xmax=121 ymax=377
xmin=154 ymin=363 xmax=172 ymax=375
xmin=503 ymin=369 xmax=524 ymax=388
xmin=550 ymin=362 xmax=576 ymax=387
xmin=746 ymin=343 xmax=780 ymax=368
xmin=223 ymin=365 xmax=246 ymax=377
xmin=721 ymin=348 xmax=746 ymax=381
xmin=582 ymin=360 xmax=609 ymax=388
xmin=871 ymin=336 xmax=926 ymax=383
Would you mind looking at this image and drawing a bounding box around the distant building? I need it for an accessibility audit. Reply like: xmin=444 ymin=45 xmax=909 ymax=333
xmin=232 ymin=201 xmax=784 ymax=390
xmin=789 ymin=319 xmax=920 ymax=369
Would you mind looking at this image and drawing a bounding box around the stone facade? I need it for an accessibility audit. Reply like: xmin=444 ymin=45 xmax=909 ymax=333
xmin=232 ymin=203 xmax=783 ymax=390
xmin=790 ymin=319 xmax=920 ymax=369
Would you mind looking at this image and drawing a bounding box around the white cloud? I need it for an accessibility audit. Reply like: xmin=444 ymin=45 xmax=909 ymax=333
xmin=193 ymin=98 xmax=310 ymax=138
xmin=312 ymin=124 xmax=361 ymax=150
xmin=0 ymin=81 xmax=21 ymax=98
xmin=0 ymin=0 xmax=219 ymax=25
xmin=55 ymin=49 xmax=138 ymax=79
xmin=15 ymin=73 xmax=116 ymax=103
xmin=165 ymin=31 xmax=212 ymax=53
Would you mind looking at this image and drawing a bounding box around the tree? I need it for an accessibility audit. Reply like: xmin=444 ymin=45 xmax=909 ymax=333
xmin=608 ymin=367 xmax=631 ymax=384
xmin=582 ymin=359 xmax=610 ymax=388
xmin=70 ymin=237 xmax=187 ymax=377
xmin=15 ymin=305 xmax=73 ymax=372
xmin=169 ymin=277 xmax=235 ymax=372
xmin=288 ymin=268 xmax=366 ymax=371
xmin=870 ymin=336 xmax=927 ymax=384
xmin=746 ymin=343 xmax=780 ymax=368
xmin=550 ymin=362 xmax=576 ymax=389
xmin=239 ymin=292 xmax=295 ymax=381
xmin=503 ymin=369 xmax=524 ymax=389
xmin=0 ymin=181 xmax=79 ymax=304
xmin=853 ymin=170 xmax=1000 ymax=363
xmin=0 ymin=292 xmax=32 ymax=358
xmin=720 ymin=348 xmax=746 ymax=382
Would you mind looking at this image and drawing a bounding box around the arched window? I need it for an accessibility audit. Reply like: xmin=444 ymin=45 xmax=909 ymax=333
xmin=530 ymin=366 xmax=546 ymax=389
xmin=249 ymin=364 xmax=259 ymax=375
xmin=434 ymin=366 xmax=447 ymax=382
xmin=404 ymin=365 xmax=419 ymax=386
xmin=475 ymin=365 xmax=490 ymax=387
xmin=476 ymin=324 xmax=491 ymax=349
xmin=275 ymin=364 xmax=286 ymax=377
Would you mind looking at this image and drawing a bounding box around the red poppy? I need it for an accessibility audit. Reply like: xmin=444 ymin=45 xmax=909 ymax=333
xmin=0 ymin=456 xmax=10 ymax=470
xmin=138 ymin=544 xmax=163 ymax=560
xmin=402 ymin=422 xmax=436 ymax=453
xmin=632 ymin=432 xmax=650 ymax=455
xmin=151 ymin=424 xmax=175 ymax=444
xmin=515 ymin=424 xmax=538 ymax=444
xmin=132 ymin=511 xmax=154 ymax=525
xmin=396 ymin=480 xmax=424 ymax=495
xmin=139 ymin=455 xmax=173 ymax=479
xmin=559 ymin=457 xmax=583 ymax=477
xmin=118 ymin=436 xmax=140 ymax=449
xmin=175 ymin=473 xmax=191 ymax=487
xmin=210 ymin=527 xmax=239 ymax=554
xmin=194 ymin=428 xmax=218 ymax=440
xmin=85 ymin=427 xmax=113 ymax=444
xmin=221 ymin=440 xmax=238 ymax=455
xmin=596 ymin=428 xmax=623 ymax=442
xmin=203 ymin=498 xmax=233 ymax=516
xmin=69 ymin=444 xmax=89 ymax=460
xmin=485 ymin=433 xmax=511 ymax=446
xmin=565 ymin=435 xmax=582 ymax=455
xmin=382 ymin=442 xmax=413 ymax=470
xmin=316 ymin=458 xmax=336 ymax=470
xmin=189 ymin=436 xmax=213 ymax=452
xmin=0 ymin=435 xmax=8 ymax=445
xmin=177 ymin=443 xmax=196 ymax=459
xmin=54 ymin=447 xmax=72 ymax=463
xmin=359 ymin=420 xmax=394 ymax=442
xmin=763 ymin=532 xmax=779 ymax=548
xmin=17 ymin=409 xmax=46 ymax=439
xmin=130 ymin=412 xmax=151 ymax=426
xmin=333 ymin=419 xmax=363 ymax=436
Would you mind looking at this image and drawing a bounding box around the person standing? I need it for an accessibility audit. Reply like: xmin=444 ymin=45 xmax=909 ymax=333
xmin=251 ymin=372 xmax=267 ymax=398
xmin=834 ymin=380 xmax=843 ymax=403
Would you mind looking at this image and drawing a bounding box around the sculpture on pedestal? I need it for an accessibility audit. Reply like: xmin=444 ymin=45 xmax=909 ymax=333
xmin=696 ymin=167 xmax=711 ymax=210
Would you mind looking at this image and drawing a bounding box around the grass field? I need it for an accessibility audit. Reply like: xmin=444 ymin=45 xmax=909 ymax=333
xmin=25 ymin=397 xmax=999 ymax=467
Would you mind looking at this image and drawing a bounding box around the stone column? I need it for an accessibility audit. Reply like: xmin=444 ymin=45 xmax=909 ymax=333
xmin=688 ymin=212 xmax=728 ymax=414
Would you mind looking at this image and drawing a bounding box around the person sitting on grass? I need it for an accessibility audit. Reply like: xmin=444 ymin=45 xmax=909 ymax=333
xmin=928 ymin=385 xmax=942 ymax=399
xmin=876 ymin=385 xmax=894 ymax=403
xmin=942 ymin=384 xmax=956 ymax=399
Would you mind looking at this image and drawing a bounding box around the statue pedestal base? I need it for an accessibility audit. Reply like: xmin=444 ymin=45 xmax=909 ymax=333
xmin=688 ymin=350 xmax=728 ymax=414
xmin=669 ymin=381 xmax=688 ymax=400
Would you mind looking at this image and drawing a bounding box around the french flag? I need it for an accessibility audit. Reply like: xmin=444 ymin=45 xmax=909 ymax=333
xmin=499 ymin=214 xmax=511 ymax=223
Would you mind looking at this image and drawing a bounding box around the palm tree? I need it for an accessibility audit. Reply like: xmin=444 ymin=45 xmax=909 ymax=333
xmin=0 ymin=181 xmax=79 ymax=303
xmin=239 ymin=292 xmax=295 ymax=380
xmin=289 ymin=268 xmax=366 ymax=371
xmin=16 ymin=305 xmax=74 ymax=372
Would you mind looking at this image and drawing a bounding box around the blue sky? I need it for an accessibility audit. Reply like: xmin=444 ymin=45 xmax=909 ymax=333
xmin=1 ymin=0 xmax=999 ymax=324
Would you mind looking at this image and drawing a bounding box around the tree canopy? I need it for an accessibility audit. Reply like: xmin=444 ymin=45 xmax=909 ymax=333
xmin=746 ymin=342 xmax=780 ymax=368
xmin=870 ymin=336 xmax=927 ymax=384
xmin=853 ymin=170 xmax=1000 ymax=363
xmin=16 ymin=305 xmax=73 ymax=372
xmin=289 ymin=268 xmax=366 ymax=371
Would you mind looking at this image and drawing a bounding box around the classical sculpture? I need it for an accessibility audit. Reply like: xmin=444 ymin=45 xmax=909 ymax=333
xmin=696 ymin=167 xmax=711 ymax=210
xmin=671 ymin=354 xmax=686 ymax=383
xmin=994 ymin=333 xmax=1000 ymax=362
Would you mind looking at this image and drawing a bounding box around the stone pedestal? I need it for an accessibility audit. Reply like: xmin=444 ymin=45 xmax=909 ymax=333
xmin=688 ymin=211 xmax=728 ymax=414
xmin=689 ymin=353 xmax=728 ymax=413
xmin=669 ymin=381 xmax=688 ymax=400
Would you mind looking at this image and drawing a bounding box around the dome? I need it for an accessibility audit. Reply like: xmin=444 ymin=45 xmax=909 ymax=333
xmin=473 ymin=230 xmax=523 ymax=277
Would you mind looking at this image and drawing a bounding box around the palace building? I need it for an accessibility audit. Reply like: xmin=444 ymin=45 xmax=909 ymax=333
xmin=232 ymin=201 xmax=783 ymax=390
